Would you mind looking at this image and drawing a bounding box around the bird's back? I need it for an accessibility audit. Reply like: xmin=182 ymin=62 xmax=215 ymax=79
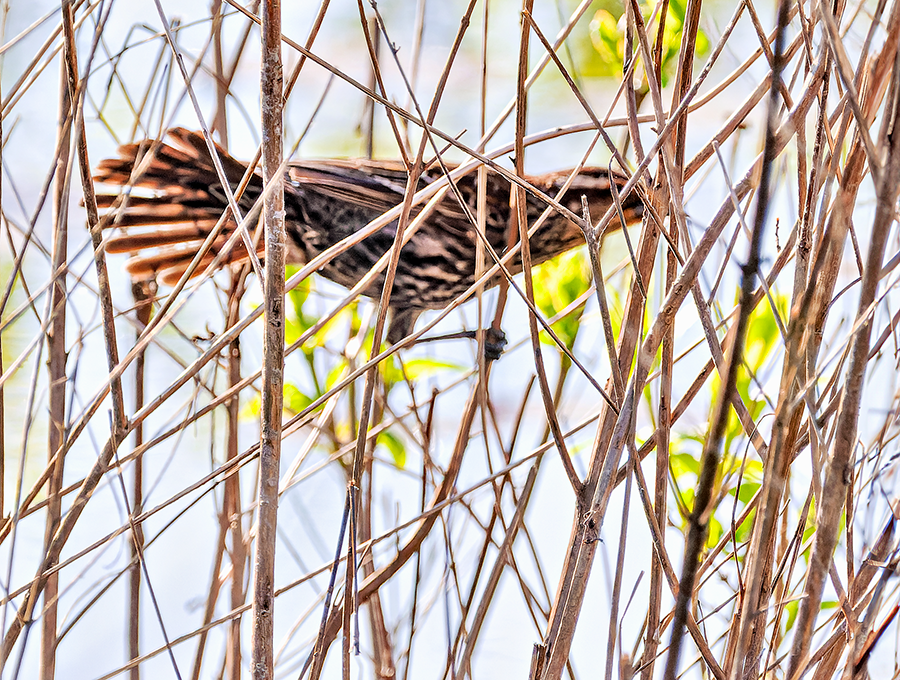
xmin=96 ymin=128 xmax=643 ymax=340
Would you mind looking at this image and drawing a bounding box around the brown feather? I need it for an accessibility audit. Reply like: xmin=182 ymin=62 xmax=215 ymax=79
xmin=95 ymin=128 xmax=644 ymax=341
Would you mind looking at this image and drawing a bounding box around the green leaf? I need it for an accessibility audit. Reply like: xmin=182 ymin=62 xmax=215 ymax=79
xmin=589 ymin=10 xmax=623 ymax=79
xmin=670 ymin=450 xmax=700 ymax=479
xmin=533 ymin=250 xmax=591 ymax=349
xmin=783 ymin=600 xmax=800 ymax=633
xmin=378 ymin=354 xmax=403 ymax=386
xmin=286 ymin=266 xmax=310 ymax=320
xmin=744 ymin=294 xmax=787 ymax=374
xmin=325 ymin=360 xmax=349 ymax=391
xmin=707 ymin=516 xmax=723 ymax=548
xmin=402 ymin=358 xmax=465 ymax=380
xmin=378 ymin=430 xmax=406 ymax=469
xmin=588 ymin=1 xmax=711 ymax=88
xmin=283 ymin=383 xmax=313 ymax=415
xmin=802 ymin=500 xmax=817 ymax=548
xmin=733 ymin=508 xmax=756 ymax=545
xmin=245 ymin=384 xmax=316 ymax=417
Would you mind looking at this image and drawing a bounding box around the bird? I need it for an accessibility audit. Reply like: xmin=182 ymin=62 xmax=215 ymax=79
xmin=94 ymin=128 xmax=643 ymax=347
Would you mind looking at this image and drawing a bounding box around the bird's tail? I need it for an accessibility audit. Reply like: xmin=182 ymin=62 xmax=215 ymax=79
xmin=95 ymin=128 xmax=263 ymax=285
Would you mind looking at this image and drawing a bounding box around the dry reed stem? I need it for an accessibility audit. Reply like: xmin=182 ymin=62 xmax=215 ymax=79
xmin=40 ymin=61 xmax=71 ymax=680
xmin=667 ymin=3 xmax=791 ymax=677
xmin=250 ymin=1 xmax=284 ymax=678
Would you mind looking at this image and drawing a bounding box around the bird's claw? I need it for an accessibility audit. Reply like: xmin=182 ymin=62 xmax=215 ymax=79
xmin=483 ymin=327 xmax=507 ymax=362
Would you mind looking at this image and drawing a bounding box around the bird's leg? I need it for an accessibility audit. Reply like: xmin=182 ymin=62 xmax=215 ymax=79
xmin=387 ymin=307 xmax=507 ymax=360
xmin=386 ymin=308 xmax=422 ymax=346
xmin=405 ymin=326 xmax=508 ymax=361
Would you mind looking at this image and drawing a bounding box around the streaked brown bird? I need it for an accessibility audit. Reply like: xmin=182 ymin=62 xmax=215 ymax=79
xmin=95 ymin=128 xmax=642 ymax=345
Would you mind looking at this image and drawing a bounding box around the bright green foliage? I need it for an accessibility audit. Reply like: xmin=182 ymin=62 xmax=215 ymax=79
xmin=378 ymin=430 xmax=407 ymax=469
xmin=650 ymin=283 xmax=786 ymax=551
xmin=801 ymin=499 xmax=817 ymax=547
xmin=589 ymin=9 xmax=623 ymax=78
xmin=589 ymin=0 xmax=709 ymax=87
xmin=666 ymin=290 xmax=787 ymax=551
xmin=285 ymin=267 xmax=313 ymax=347
xmin=731 ymin=459 xmax=763 ymax=504
xmin=670 ymin=445 xmax=701 ymax=481
xmin=283 ymin=383 xmax=313 ymax=415
xmin=669 ymin=426 xmax=764 ymax=549
xmin=325 ymin=360 xmax=350 ymax=392
xmin=280 ymin=269 xmax=466 ymax=471
xmin=702 ymin=294 xmax=785 ymax=476
xmin=285 ymin=266 xmax=351 ymax=354
xmin=533 ymin=250 xmax=591 ymax=349
xmin=727 ymin=458 xmax=763 ymax=545
xmin=244 ymin=383 xmax=317 ymax=418
xmin=670 ymin=442 xmax=720 ymax=546
xmin=376 ymin=349 xmax=403 ymax=386
xmin=782 ymin=599 xmax=800 ymax=635
xmin=656 ymin=0 xmax=709 ymax=86
xmin=403 ymin=358 xmax=466 ymax=379
xmin=784 ymin=599 xmax=835 ymax=638
xmin=743 ymin=295 xmax=787 ymax=372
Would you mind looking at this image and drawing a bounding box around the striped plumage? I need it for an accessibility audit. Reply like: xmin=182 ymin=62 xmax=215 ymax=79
xmin=95 ymin=128 xmax=642 ymax=343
